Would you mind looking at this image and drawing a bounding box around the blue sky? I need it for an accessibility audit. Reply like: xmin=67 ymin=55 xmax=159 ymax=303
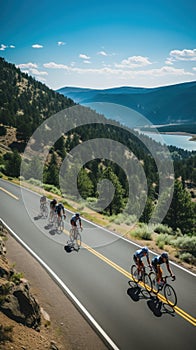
xmin=1 ymin=0 xmax=196 ymax=89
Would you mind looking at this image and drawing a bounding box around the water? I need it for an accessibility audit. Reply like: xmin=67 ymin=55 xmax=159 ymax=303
xmin=140 ymin=132 xmax=196 ymax=151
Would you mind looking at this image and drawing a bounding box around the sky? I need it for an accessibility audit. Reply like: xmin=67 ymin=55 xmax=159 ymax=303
xmin=1 ymin=0 xmax=196 ymax=90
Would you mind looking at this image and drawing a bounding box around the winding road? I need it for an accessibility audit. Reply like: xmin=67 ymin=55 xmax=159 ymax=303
xmin=0 ymin=178 xmax=195 ymax=350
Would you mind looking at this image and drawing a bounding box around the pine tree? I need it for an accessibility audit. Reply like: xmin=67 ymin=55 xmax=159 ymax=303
xmin=163 ymin=180 xmax=196 ymax=235
xmin=4 ymin=150 xmax=21 ymax=177
xmin=44 ymin=153 xmax=59 ymax=187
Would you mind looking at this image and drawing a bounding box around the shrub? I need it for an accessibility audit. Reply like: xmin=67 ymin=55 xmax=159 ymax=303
xmin=156 ymin=233 xmax=173 ymax=247
xmin=154 ymin=224 xmax=173 ymax=235
xmin=130 ymin=225 xmax=152 ymax=240
xmin=171 ymin=235 xmax=196 ymax=257
xmin=179 ymin=252 xmax=196 ymax=264
xmin=9 ymin=272 xmax=23 ymax=285
xmin=0 ymin=325 xmax=13 ymax=342
xmin=43 ymin=184 xmax=61 ymax=195
xmin=27 ymin=178 xmax=42 ymax=186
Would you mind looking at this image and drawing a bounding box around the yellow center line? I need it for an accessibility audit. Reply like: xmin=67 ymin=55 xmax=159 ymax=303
xmin=64 ymin=230 xmax=196 ymax=326
xmin=0 ymin=187 xmax=19 ymax=200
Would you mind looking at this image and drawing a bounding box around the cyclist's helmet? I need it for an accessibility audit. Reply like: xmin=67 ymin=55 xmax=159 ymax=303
xmin=161 ymin=252 xmax=168 ymax=259
xmin=142 ymin=247 xmax=148 ymax=254
xmin=75 ymin=213 xmax=80 ymax=217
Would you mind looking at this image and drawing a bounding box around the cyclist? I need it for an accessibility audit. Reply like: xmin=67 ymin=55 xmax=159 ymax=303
xmin=70 ymin=213 xmax=83 ymax=231
xmin=49 ymin=198 xmax=57 ymax=221
xmin=151 ymin=252 xmax=175 ymax=286
xmin=40 ymin=195 xmax=47 ymax=213
xmin=133 ymin=246 xmax=151 ymax=280
xmin=56 ymin=202 xmax=66 ymax=218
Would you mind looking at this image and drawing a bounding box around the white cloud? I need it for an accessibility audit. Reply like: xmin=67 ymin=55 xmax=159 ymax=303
xmin=30 ymin=68 xmax=48 ymax=76
xmin=0 ymin=44 xmax=15 ymax=50
xmin=0 ymin=44 xmax=7 ymax=51
xmin=79 ymin=54 xmax=91 ymax=60
xmin=57 ymin=41 xmax=66 ymax=46
xmin=193 ymin=67 xmax=196 ymax=71
xmin=32 ymin=44 xmax=43 ymax=49
xmin=43 ymin=60 xmax=193 ymax=78
xmin=97 ymin=51 xmax=108 ymax=56
xmin=115 ymin=56 xmax=152 ymax=68
xmin=43 ymin=62 xmax=69 ymax=69
xmin=17 ymin=62 xmax=38 ymax=69
xmin=168 ymin=48 xmax=196 ymax=62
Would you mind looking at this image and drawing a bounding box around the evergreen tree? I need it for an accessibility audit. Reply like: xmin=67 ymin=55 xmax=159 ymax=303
xmin=44 ymin=153 xmax=59 ymax=187
xmin=4 ymin=149 xmax=21 ymax=177
xmin=77 ymin=168 xmax=94 ymax=199
xmin=97 ymin=166 xmax=124 ymax=215
xmin=163 ymin=180 xmax=196 ymax=235
xmin=140 ymin=197 xmax=154 ymax=224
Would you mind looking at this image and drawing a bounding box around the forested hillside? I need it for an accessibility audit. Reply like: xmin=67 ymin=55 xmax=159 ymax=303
xmin=0 ymin=58 xmax=195 ymax=258
xmin=0 ymin=57 xmax=74 ymax=145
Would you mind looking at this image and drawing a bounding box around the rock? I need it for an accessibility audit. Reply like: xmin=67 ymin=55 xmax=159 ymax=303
xmin=0 ymin=237 xmax=6 ymax=255
xmin=50 ymin=341 xmax=59 ymax=350
xmin=0 ymin=280 xmax=41 ymax=329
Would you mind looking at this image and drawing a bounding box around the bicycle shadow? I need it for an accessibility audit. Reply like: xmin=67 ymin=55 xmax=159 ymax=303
xmin=147 ymin=296 xmax=175 ymax=318
xmin=127 ymin=281 xmax=151 ymax=302
xmin=64 ymin=244 xmax=80 ymax=253
xmin=44 ymin=222 xmax=52 ymax=229
xmin=34 ymin=215 xmax=43 ymax=221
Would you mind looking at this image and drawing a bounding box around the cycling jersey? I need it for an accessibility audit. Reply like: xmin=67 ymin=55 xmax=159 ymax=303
xmin=134 ymin=248 xmax=149 ymax=260
xmin=56 ymin=203 xmax=65 ymax=216
xmin=152 ymin=256 xmax=168 ymax=266
xmin=50 ymin=200 xmax=57 ymax=209
xmin=70 ymin=214 xmax=81 ymax=226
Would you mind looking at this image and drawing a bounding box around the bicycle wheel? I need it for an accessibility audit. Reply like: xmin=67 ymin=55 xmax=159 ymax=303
xmin=49 ymin=211 xmax=54 ymax=223
xmin=131 ymin=265 xmax=139 ymax=283
xmin=143 ymin=273 xmax=152 ymax=292
xmin=59 ymin=218 xmax=64 ymax=232
xmin=69 ymin=229 xmax=75 ymax=243
xmin=164 ymin=284 xmax=177 ymax=307
xmin=149 ymin=272 xmax=158 ymax=294
xmin=43 ymin=206 xmax=48 ymax=218
xmin=75 ymin=232 xmax=81 ymax=250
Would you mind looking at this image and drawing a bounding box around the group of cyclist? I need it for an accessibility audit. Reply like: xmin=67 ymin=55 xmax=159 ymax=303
xmin=40 ymin=196 xmax=175 ymax=284
xmin=133 ymin=246 xmax=175 ymax=287
xmin=40 ymin=195 xmax=82 ymax=230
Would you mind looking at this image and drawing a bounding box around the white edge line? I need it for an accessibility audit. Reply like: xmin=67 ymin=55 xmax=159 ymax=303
xmin=1 ymin=178 xmax=196 ymax=277
xmin=0 ymin=218 xmax=120 ymax=350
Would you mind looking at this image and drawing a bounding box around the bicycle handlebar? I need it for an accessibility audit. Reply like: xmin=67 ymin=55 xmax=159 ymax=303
xmin=164 ymin=275 xmax=176 ymax=282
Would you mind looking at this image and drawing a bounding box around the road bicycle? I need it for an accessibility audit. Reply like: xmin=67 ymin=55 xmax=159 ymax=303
xmin=40 ymin=203 xmax=48 ymax=218
xmin=54 ymin=214 xmax=65 ymax=232
xmin=49 ymin=209 xmax=55 ymax=224
xmin=149 ymin=272 xmax=177 ymax=307
xmin=130 ymin=264 xmax=152 ymax=292
xmin=68 ymin=227 xmax=82 ymax=251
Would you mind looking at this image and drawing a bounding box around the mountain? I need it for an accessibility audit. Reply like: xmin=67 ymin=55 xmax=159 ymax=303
xmin=0 ymin=57 xmax=75 ymax=146
xmin=57 ymin=81 xmax=196 ymax=127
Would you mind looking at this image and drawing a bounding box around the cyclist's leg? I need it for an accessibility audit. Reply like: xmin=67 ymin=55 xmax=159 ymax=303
xmin=157 ymin=265 xmax=162 ymax=282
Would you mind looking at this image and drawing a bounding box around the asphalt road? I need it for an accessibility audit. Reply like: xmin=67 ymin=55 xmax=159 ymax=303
xmin=0 ymin=179 xmax=195 ymax=350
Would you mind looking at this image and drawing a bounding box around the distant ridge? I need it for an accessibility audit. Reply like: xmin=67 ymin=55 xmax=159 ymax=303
xmin=57 ymin=81 xmax=196 ymax=126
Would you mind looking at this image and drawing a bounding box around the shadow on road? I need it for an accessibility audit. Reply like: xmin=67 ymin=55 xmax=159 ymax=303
xmin=33 ymin=215 xmax=42 ymax=220
xmin=127 ymin=281 xmax=175 ymax=319
xmin=147 ymin=296 xmax=176 ymax=318
xmin=127 ymin=281 xmax=150 ymax=302
xmin=64 ymin=244 xmax=80 ymax=253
